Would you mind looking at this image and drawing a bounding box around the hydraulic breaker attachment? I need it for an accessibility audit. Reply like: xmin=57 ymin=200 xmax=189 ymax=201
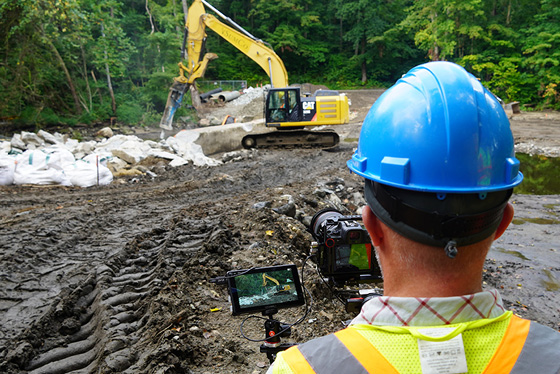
xmin=160 ymin=80 xmax=190 ymax=130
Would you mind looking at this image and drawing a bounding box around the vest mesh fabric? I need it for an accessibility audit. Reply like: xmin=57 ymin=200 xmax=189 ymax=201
xmin=350 ymin=317 xmax=510 ymax=373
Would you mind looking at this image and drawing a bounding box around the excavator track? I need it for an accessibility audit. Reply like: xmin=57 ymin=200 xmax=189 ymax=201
xmin=242 ymin=129 xmax=340 ymax=149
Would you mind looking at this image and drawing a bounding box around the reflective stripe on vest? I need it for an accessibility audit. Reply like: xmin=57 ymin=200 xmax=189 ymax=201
xmin=484 ymin=315 xmax=560 ymax=374
xmin=483 ymin=314 xmax=530 ymax=373
xmin=283 ymin=328 xmax=397 ymax=374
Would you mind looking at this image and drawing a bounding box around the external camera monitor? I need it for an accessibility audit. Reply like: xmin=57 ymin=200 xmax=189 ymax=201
xmin=226 ymin=264 xmax=305 ymax=316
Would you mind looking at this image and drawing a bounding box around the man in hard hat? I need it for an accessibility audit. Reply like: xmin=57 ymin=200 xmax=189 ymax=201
xmin=268 ymin=61 xmax=560 ymax=373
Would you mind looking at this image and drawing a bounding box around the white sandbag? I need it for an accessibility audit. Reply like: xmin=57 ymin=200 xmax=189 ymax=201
xmin=83 ymin=152 xmax=113 ymax=167
xmin=0 ymin=154 xmax=16 ymax=185
xmin=43 ymin=147 xmax=76 ymax=170
xmin=63 ymin=160 xmax=113 ymax=187
xmin=13 ymin=163 xmax=71 ymax=186
xmin=1 ymin=140 xmax=11 ymax=153
xmin=16 ymin=150 xmax=49 ymax=168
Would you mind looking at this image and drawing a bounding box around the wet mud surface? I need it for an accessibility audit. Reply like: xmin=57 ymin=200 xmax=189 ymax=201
xmin=1 ymin=90 xmax=560 ymax=373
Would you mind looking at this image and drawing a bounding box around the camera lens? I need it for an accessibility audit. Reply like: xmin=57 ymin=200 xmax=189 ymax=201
xmin=310 ymin=208 xmax=343 ymax=240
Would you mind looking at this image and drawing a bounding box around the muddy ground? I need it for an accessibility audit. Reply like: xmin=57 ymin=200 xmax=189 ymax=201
xmin=1 ymin=89 xmax=559 ymax=374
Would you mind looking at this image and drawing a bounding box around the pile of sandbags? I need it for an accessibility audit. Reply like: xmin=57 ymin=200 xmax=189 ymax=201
xmin=0 ymin=148 xmax=113 ymax=187
xmin=0 ymin=128 xmax=222 ymax=187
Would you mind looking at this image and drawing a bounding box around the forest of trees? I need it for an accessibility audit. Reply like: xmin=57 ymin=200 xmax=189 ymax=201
xmin=1 ymin=0 xmax=559 ymax=126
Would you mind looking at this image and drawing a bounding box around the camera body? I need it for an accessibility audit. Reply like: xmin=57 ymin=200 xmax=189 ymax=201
xmin=310 ymin=208 xmax=382 ymax=286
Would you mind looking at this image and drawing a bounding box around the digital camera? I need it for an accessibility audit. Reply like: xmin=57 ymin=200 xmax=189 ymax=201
xmin=309 ymin=208 xmax=382 ymax=285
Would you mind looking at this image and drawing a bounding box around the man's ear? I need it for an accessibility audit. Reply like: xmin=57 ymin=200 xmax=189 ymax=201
xmin=362 ymin=205 xmax=384 ymax=247
xmin=494 ymin=203 xmax=514 ymax=240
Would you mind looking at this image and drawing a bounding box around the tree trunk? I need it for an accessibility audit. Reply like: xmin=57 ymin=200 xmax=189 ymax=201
xmin=172 ymin=0 xmax=181 ymax=33
xmin=182 ymin=0 xmax=188 ymax=24
xmin=91 ymin=70 xmax=104 ymax=104
xmin=100 ymin=22 xmax=117 ymax=114
xmin=80 ymin=46 xmax=92 ymax=113
xmin=339 ymin=18 xmax=343 ymax=53
xmin=146 ymin=0 xmax=155 ymax=34
xmin=44 ymin=36 xmax=82 ymax=115
xmin=430 ymin=13 xmax=440 ymax=61
xmin=361 ymin=35 xmax=367 ymax=84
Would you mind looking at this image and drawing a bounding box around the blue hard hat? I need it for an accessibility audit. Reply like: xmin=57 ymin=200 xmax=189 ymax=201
xmin=348 ymin=61 xmax=523 ymax=193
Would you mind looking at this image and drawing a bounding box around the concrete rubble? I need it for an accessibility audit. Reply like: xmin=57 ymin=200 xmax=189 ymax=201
xmin=0 ymin=122 xmax=263 ymax=187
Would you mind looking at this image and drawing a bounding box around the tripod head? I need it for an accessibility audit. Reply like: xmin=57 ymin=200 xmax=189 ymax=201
xmin=260 ymin=308 xmax=297 ymax=363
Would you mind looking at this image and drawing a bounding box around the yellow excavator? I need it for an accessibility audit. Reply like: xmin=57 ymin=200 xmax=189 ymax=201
xmin=160 ymin=0 xmax=350 ymax=148
xmin=262 ymin=273 xmax=291 ymax=294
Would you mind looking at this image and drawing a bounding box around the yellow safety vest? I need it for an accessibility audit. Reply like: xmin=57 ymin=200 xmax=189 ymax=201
xmin=273 ymin=313 xmax=560 ymax=373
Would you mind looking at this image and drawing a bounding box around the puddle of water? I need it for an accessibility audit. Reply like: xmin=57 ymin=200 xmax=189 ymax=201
xmin=515 ymin=153 xmax=560 ymax=195
xmin=495 ymin=247 xmax=531 ymax=261
xmin=512 ymin=217 xmax=560 ymax=225
xmin=543 ymin=204 xmax=559 ymax=217
xmin=541 ymin=269 xmax=560 ymax=291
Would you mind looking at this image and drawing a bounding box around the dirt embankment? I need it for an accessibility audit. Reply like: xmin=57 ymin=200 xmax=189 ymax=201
xmin=0 ymin=90 xmax=559 ymax=374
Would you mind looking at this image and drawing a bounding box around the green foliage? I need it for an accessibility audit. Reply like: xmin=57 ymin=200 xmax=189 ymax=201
xmin=1 ymin=0 xmax=559 ymax=126
xmin=520 ymin=0 xmax=560 ymax=109
xmin=115 ymin=95 xmax=144 ymax=124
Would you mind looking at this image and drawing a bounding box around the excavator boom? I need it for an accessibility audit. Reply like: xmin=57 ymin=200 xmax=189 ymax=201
xmin=160 ymin=0 xmax=288 ymax=129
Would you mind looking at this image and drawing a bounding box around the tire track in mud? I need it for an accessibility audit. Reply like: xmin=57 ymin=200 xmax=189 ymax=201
xmin=3 ymin=211 xmax=235 ymax=373
xmin=21 ymin=229 xmax=166 ymax=374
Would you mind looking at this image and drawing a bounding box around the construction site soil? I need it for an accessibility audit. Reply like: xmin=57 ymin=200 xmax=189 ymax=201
xmin=1 ymin=89 xmax=559 ymax=373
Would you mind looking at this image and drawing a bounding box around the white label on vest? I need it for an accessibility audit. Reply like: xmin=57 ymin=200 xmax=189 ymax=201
xmin=417 ymin=328 xmax=468 ymax=374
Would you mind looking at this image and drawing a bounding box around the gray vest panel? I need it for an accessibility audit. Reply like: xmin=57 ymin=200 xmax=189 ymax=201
xmin=297 ymin=334 xmax=368 ymax=374
xmin=510 ymin=321 xmax=560 ymax=374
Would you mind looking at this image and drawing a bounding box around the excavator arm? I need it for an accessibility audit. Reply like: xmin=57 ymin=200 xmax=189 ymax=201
xmin=194 ymin=14 xmax=288 ymax=88
xmin=185 ymin=0 xmax=288 ymax=88
xmin=160 ymin=0 xmax=288 ymax=129
xmin=262 ymin=273 xmax=291 ymax=293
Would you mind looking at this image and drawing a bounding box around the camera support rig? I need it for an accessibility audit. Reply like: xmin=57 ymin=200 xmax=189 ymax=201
xmin=309 ymin=208 xmax=384 ymax=313
xmin=259 ymin=307 xmax=297 ymax=363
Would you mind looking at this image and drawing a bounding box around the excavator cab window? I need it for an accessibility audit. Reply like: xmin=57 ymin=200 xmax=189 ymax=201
xmin=267 ymin=88 xmax=301 ymax=123
xmin=287 ymin=89 xmax=299 ymax=121
xmin=268 ymin=90 xmax=286 ymax=122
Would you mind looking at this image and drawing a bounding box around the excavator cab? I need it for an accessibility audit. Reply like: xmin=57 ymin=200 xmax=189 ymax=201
xmin=266 ymin=88 xmax=301 ymax=125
